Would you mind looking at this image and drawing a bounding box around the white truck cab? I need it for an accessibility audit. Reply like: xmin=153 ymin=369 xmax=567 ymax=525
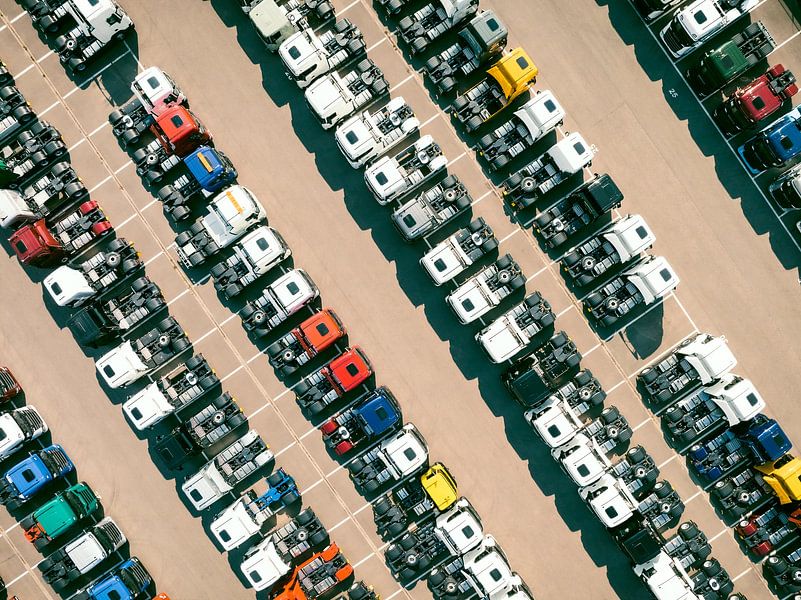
xmin=512 ymin=90 xmax=564 ymax=143
xmin=335 ymin=97 xmax=419 ymax=168
xmin=236 ymin=226 xmax=290 ymax=276
xmin=364 ymin=135 xmax=447 ymax=205
xmin=704 ymin=373 xmax=765 ymax=426
xmin=248 ymin=0 xmax=298 ymax=51
xmin=95 ymin=341 xmax=148 ymax=389
xmin=634 ymin=551 xmax=701 ymax=600
xmin=122 ymin=384 xmax=172 ymax=430
xmin=602 ymin=215 xmax=655 ymax=262
xmin=461 ymin=535 xmax=517 ymax=597
xmin=435 ymin=498 xmax=484 ymax=555
xmin=66 ymin=0 xmax=133 ymax=45
xmin=239 ymin=536 xmax=290 ymax=591
xmin=525 ymin=398 xmax=584 ymax=448
xmin=625 ymin=256 xmax=679 ymax=305
xmin=382 ymin=425 xmax=428 ymax=477
xmin=551 ymin=433 xmax=611 ymax=487
xmin=579 ymin=473 xmax=637 ymax=528
xmin=0 ymin=407 xmax=48 ymax=459
xmin=44 ymin=264 xmax=95 ymax=307
xmin=130 ymin=66 xmax=184 ymax=112
xmin=660 ymin=0 xmax=758 ymax=58
xmin=678 ymin=334 xmax=737 ymax=385
xmin=549 ymin=132 xmax=595 ymax=174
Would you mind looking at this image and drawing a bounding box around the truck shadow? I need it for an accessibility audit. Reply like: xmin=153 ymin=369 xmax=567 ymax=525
xmin=202 ymin=4 xmax=657 ymax=597
xmin=598 ymin=0 xmax=801 ymax=275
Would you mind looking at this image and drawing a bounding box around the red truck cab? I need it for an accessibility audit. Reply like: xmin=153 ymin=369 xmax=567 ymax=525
xmin=325 ymin=347 xmax=372 ymax=393
xmin=151 ymin=106 xmax=211 ymax=156
xmin=715 ymin=65 xmax=798 ymax=134
xmin=301 ymin=310 xmax=345 ymax=353
xmin=0 ymin=367 xmax=22 ymax=401
xmin=10 ymin=219 xmax=63 ymax=266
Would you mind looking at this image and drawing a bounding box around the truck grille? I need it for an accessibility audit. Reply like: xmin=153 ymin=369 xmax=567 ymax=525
xmin=95 ymin=519 xmax=125 ymax=551
xmin=0 ymin=370 xmax=16 ymax=393
xmin=41 ymin=446 xmax=71 ymax=474
xmin=120 ymin=558 xmax=151 ymax=590
xmin=13 ymin=408 xmax=43 ymax=437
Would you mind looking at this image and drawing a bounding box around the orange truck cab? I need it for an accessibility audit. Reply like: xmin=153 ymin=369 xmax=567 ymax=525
xmin=271 ymin=543 xmax=353 ymax=600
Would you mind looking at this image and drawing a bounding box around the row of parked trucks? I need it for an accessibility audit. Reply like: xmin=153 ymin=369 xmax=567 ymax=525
xmin=0 ymin=365 xmax=166 ymax=599
xmin=634 ymin=333 xmax=801 ymax=597
xmin=230 ymin=4 xmax=541 ymax=595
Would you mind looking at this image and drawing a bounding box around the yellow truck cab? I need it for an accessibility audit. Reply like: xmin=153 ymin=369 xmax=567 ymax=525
xmin=421 ymin=462 xmax=458 ymax=511
xmin=451 ymin=48 xmax=538 ymax=132
xmin=755 ymin=453 xmax=801 ymax=504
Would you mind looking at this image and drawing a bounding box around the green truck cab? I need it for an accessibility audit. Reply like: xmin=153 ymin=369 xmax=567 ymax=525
xmin=21 ymin=482 xmax=99 ymax=549
xmin=686 ymin=22 xmax=775 ymax=94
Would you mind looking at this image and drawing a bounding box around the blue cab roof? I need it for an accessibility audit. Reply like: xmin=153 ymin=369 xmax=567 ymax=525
xmin=745 ymin=416 xmax=792 ymax=462
xmin=184 ymin=146 xmax=228 ymax=191
xmin=358 ymin=391 xmax=400 ymax=436
xmin=767 ymin=119 xmax=801 ymax=161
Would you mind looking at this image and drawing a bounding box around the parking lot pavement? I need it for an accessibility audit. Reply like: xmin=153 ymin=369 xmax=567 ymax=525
xmin=2 ymin=0 xmax=801 ymax=597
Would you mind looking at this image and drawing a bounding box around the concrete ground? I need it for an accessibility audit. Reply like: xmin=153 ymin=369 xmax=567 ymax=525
xmin=0 ymin=0 xmax=798 ymax=598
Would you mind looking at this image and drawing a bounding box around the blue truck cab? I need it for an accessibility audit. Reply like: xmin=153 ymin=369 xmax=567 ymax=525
xmin=321 ymin=386 xmax=401 ymax=456
xmin=0 ymin=445 xmax=74 ymax=508
xmin=740 ymin=414 xmax=791 ymax=464
xmin=76 ymin=557 xmax=152 ymax=600
xmin=739 ymin=106 xmax=801 ymax=173
xmin=156 ymin=145 xmax=238 ymax=220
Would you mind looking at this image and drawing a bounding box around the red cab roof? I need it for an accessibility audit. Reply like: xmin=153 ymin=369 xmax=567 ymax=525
xmin=300 ymin=309 xmax=345 ymax=351
xmin=329 ymin=347 xmax=372 ymax=391
xmin=10 ymin=219 xmax=61 ymax=265
xmin=153 ymin=106 xmax=209 ymax=150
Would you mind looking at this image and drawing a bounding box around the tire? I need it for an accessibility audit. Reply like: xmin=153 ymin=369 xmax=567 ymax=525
xmin=65 ymin=181 xmax=87 ymax=200
xmin=225 ymin=283 xmax=242 ymax=298
xmin=399 ymin=536 xmax=416 ymax=551
xmin=654 ymin=481 xmax=673 ymax=498
xmin=173 ymin=338 xmax=190 ymax=352
xmin=198 ymin=376 xmax=217 ymax=389
xmin=267 ymin=471 xmax=284 ymax=487
xmin=639 ymin=366 xmax=658 ymax=384
xmin=766 ymin=555 xmax=787 ymax=575
xmin=411 ymin=37 xmax=427 ymax=55
xmin=283 ymin=491 xmax=300 ymax=505
xmin=702 ymin=559 xmax=721 ymax=577
xmin=185 ymin=355 xmax=204 ymax=370
xmin=121 ymin=129 xmax=140 ymax=146
xmin=310 ymin=530 xmax=328 ymax=548
xmin=551 ymin=232 xmax=569 ymax=247
xmin=601 ymin=406 xmax=620 ymax=423
xmin=665 ymin=407 xmax=683 ymax=423
xmin=466 ymin=115 xmax=483 ymax=132
xmin=19 ymin=515 xmax=35 ymax=530
xmin=713 ymin=480 xmax=734 ymax=500
xmin=145 ymin=298 xmax=162 ymax=312
xmin=627 ymin=446 xmax=646 ymax=464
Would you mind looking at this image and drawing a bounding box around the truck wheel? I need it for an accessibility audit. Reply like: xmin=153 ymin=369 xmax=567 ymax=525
xmin=493 ymin=154 xmax=510 ymax=170
xmin=349 ymin=458 xmax=366 ymax=474
xmin=654 ymin=481 xmax=673 ymax=498
xmin=145 ymin=298 xmax=163 ymax=312
xmin=364 ymin=479 xmax=380 ymax=494
xmin=466 ymin=115 xmax=483 ymax=132
xmin=121 ymin=129 xmax=140 ymax=146
xmin=198 ymin=376 xmax=217 ymax=389
xmin=173 ymin=338 xmax=190 ymax=352
xmin=509 ymin=275 xmax=526 ymax=290
xmin=64 ymin=181 xmax=88 ymax=201
xmin=664 ymin=407 xmax=682 ymax=423
xmin=109 ymin=109 xmax=125 ymax=126
xmin=638 ymin=366 xmax=658 ymax=384
xmin=51 ymin=577 xmax=70 ymax=593
xmin=765 ymin=556 xmax=786 ymax=575
xmin=551 ymin=232 xmax=569 ymax=247
xmin=225 ymin=283 xmax=242 ymax=298
xmin=188 ymin=252 xmax=205 ymax=267
xmin=185 ymin=355 xmax=204 ymax=370
xmin=283 ymin=490 xmax=300 ymax=506
xmin=443 ymin=578 xmax=460 ymax=596
xmin=121 ymin=258 xmax=139 ymax=273
xmin=308 ymin=401 xmax=325 ymax=415
xmin=68 ymin=57 xmax=85 ymax=73
xmin=411 ymin=37 xmax=427 ymax=54
xmin=310 ymin=529 xmax=328 ymax=547
xmin=482 ymin=237 xmax=498 ymax=252
xmin=145 ymin=170 xmax=163 ymax=185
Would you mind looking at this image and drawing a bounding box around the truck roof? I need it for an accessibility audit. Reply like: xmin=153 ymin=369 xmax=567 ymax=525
xmin=241 ymin=538 xmax=291 ymax=591
xmin=210 ymin=494 xmax=262 ymax=551
xmin=269 ymin=269 xmax=317 ymax=312
xmin=635 ymin=552 xmax=699 ymax=600
xmin=767 ymin=118 xmax=801 ymax=160
xmin=678 ymin=333 xmax=736 ymax=383
xmin=530 ymin=398 xmax=582 ymax=448
xmin=581 ymin=475 xmax=634 ymax=527
xmin=479 ymin=315 xmax=526 ymax=363
xmin=122 ymin=383 xmax=172 ymax=430
xmin=605 ymin=214 xmax=655 ymax=260
xmin=514 ymin=90 xmax=564 ymax=141
xmin=204 ymin=186 xmax=265 ymax=247
xmin=36 ymin=483 xmax=97 ymax=536
xmin=299 ymin=309 xmax=344 ymax=351
xmin=382 ymin=425 xmax=427 ymax=476
xmin=10 ymin=219 xmax=59 ymax=264
xmin=435 ymin=499 xmax=483 ymax=555
xmin=625 ymin=256 xmax=679 ymax=305
xmin=675 ymin=0 xmax=726 ymax=41
xmin=421 ymin=462 xmax=458 ymax=511
xmin=487 ymin=48 xmax=537 ymax=100
xmin=154 ymin=105 xmax=200 ymax=146
xmin=356 ymin=390 xmax=399 ymax=436
xmin=330 ymin=347 xmax=371 ymax=390
xmin=65 ymin=530 xmax=107 ymax=572
xmin=6 ymin=453 xmax=51 ymax=498
xmin=463 ymin=536 xmax=514 ymax=596
xmin=43 ymin=265 xmax=93 ymax=307
xmin=132 ymin=67 xmax=179 ymax=112
xmin=704 ymin=374 xmax=765 ymax=425
xmin=184 ymin=146 xmax=225 ymax=189
xmin=548 ymin=132 xmax=594 ymax=174
xmin=279 ymin=28 xmax=318 ymax=77
xmin=249 ymin=0 xmax=292 ymax=41
xmin=460 ymin=10 xmax=507 ymax=54
xmin=96 ymin=341 xmax=147 ymax=388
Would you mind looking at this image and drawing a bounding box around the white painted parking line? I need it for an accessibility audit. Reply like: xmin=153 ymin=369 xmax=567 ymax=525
xmin=384 ymin=587 xmax=405 ymax=600
xmin=525 ymin=261 xmax=555 ymax=283
xmin=606 ymin=379 xmax=628 ymax=394
xmin=555 ymin=304 xmax=575 ymax=319
xmin=389 ymin=74 xmax=415 ymax=92
xmin=419 ymin=113 xmax=441 ymax=129
xmin=113 ymin=211 xmax=140 ymax=230
xmin=498 ymin=228 xmax=520 ymax=244
xmin=772 ymin=29 xmax=801 ymax=54
xmin=221 ymin=364 xmax=244 ymax=382
xmin=684 ymin=490 xmax=704 ymax=504
xmin=447 ymin=151 xmax=466 ymax=167
xmin=670 ymin=291 xmax=699 ymax=334
xmin=1 ymin=522 xmax=20 ymax=536
xmin=15 ymin=49 xmax=55 ymax=79
xmin=470 ymin=189 xmax=494 ymax=207
xmin=731 ymin=567 xmax=753 ymax=582
xmin=366 ymin=37 xmax=389 ymax=52
xmin=143 ymin=250 xmax=165 ymax=266
xmin=193 ymin=326 xmax=220 ymax=347
xmin=708 ymin=527 xmax=729 ymax=543
xmin=218 ymin=312 xmax=240 ymax=328
xmin=123 ymin=40 xmax=143 ymax=71
xmin=328 ymin=515 xmax=353 ymax=533
xmin=633 ymin=418 xmax=652 ymax=431
xmin=657 ymin=455 xmax=677 ymax=469
xmin=353 ymin=545 xmax=387 ymax=569
xmin=582 ymin=341 xmax=602 ymax=356
xmin=339 ymin=0 xmax=362 ymax=15
xmin=166 ymin=289 xmax=191 ymax=307
xmin=3 ymin=570 xmax=29 ymax=589
xmin=10 ymin=11 xmax=27 ymax=24
xmin=274 ymin=441 xmax=297 ymax=457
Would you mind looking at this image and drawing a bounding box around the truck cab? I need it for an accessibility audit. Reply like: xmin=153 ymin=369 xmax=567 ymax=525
xmin=446 ymin=254 xmax=525 ymax=324
xmin=738 ymin=105 xmax=801 ymax=173
xmin=320 ymin=386 xmax=401 ymax=455
xmin=687 ymin=21 xmax=775 ymax=93
xmin=364 ymin=135 xmax=447 ymax=205
xmin=420 ymin=218 xmax=497 ymax=286
xmin=424 ymin=10 xmax=508 ymax=94
xmin=21 ymin=482 xmax=99 ymax=549
xmin=266 ymin=308 xmax=345 ymax=375
xmin=349 ymin=424 xmax=428 ymax=494
xmin=451 ymin=48 xmax=538 ymax=131
xmin=475 ymin=292 xmax=555 ymax=363
xmin=176 ymin=185 xmax=267 ymax=267
xmin=714 ymin=65 xmax=798 ymax=134
xmin=248 ymin=0 xmax=298 ymax=51
xmin=660 ymin=0 xmax=758 ymax=58
xmin=53 ymin=0 xmax=134 ymax=72
xmin=755 ymin=454 xmax=801 ymax=504
xmin=72 ymin=557 xmax=152 ymax=600
xmin=0 ymin=406 xmax=48 ymax=459
xmin=0 ymin=444 xmax=74 ymax=508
